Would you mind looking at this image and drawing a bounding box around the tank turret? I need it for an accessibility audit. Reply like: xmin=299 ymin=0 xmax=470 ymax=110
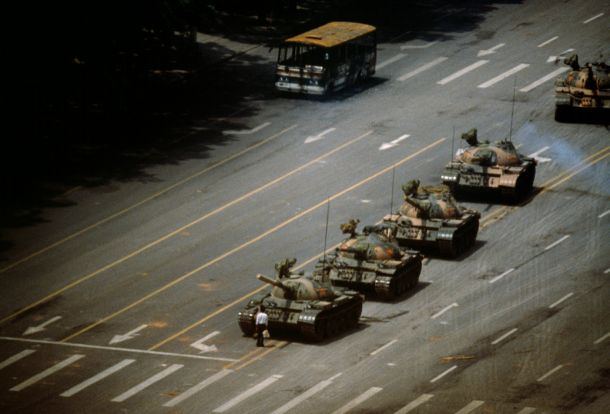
xmin=383 ymin=180 xmax=480 ymax=257
xmin=441 ymin=129 xmax=536 ymax=201
xmin=238 ymin=259 xmax=363 ymax=341
xmin=555 ymin=54 xmax=610 ymax=121
xmin=314 ymin=220 xmax=422 ymax=300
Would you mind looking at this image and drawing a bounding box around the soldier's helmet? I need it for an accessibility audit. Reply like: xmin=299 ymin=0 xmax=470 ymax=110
xmin=340 ymin=219 xmax=360 ymax=236
xmin=401 ymin=179 xmax=420 ymax=197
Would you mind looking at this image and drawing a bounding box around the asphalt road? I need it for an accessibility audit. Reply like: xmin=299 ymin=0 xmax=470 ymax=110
xmin=1 ymin=1 xmax=609 ymax=413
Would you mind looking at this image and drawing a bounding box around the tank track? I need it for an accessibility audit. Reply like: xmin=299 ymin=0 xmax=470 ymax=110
xmin=373 ymin=260 xmax=422 ymax=300
xmin=299 ymin=300 xmax=362 ymax=342
xmin=238 ymin=311 xmax=255 ymax=337
xmin=438 ymin=217 xmax=479 ymax=257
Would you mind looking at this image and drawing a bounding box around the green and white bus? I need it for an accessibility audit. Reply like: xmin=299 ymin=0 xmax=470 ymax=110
xmin=275 ymin=22 xmax=377 ymax=95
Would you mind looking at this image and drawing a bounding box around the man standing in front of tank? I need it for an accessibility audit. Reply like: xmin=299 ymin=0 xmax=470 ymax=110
xmin=255 ymin=306 xmax=269 ymax=347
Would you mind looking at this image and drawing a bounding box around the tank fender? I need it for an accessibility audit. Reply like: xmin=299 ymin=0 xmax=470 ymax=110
xmin=298 ymin=309 xmax=321 ymax=325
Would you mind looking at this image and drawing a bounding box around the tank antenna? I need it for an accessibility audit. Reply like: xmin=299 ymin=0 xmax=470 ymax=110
xmin=508 ymin=77 xmax=517 ymax=142
xmin=451 ymin=126 xmax=455 ymax=162
xmin=322 ymin=198 xmax=330 ymax=271
xmin=389 ymin=165 xmax=396 ymax=215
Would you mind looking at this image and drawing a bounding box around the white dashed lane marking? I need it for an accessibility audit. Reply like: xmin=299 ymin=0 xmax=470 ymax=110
xmin=10 ymin=354 xmax=85 ymax=392
xmin=269 ymin=373 xmax=342 ymax=414
xmin=537 ymin=364 xmax=564 ymax=382
xmin=538 ymin=36 xmax=558 ymax=47
xmin=213 ymin=374 xmax=283 ymax=413
xmin=164 ymin=369 xmax=233 ymax=407
xmin=544 ymin=235 xmax=570 ymax=250
xmin=61 ymin=359 xmax=136 ymax=397
xmin=478 ymin=64 xmax=529 ymax=88
xmin=489 ymin=268 xmax=515 ymax=284
xmin=549 ymin=292 xmax=574 ymax=309
xmin=398 ymin=57 xmax=448 ymax=82
xmin=519 ymin=67 xmax=569 ymax=92
xmin=331 ymin=387 xmax=383 ymax=414
xmin=430 ymin=365 xmax=458 ymax=383
xmin=455 ymin=400 xmax=484 ymax=414
xmin=0 ymin=349 xmax=36 ymax=371
xmin=393 ymin=394 xmax=434 ymax=414
xmin=377 ymin=53 xmax=407 ymax=70
xmin=583 ymin=13 xmax=604 ymax=24
xmin=431 ymin=303 xmax=459 ymax=319
xmin=491 ymin=328 xmax=518 ymax=345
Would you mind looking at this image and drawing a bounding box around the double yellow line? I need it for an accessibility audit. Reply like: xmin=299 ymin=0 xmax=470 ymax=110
xmin=61 ymin=138 xmax=446 ymax=343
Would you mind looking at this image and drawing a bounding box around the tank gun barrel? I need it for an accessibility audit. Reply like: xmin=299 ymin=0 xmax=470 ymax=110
xmin=256 ymin=273 xmax=288 ymax=290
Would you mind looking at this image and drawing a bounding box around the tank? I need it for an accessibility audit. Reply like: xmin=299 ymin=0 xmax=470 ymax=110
xmin=238 ymin=258 xmax=363 ymax=342
xmin=554 ymin=54 xmax=610 ymax=121
xmin=441 ymin=128 xmax=536 ymax=201
xmin=383 ymin=180 xmax=480 ymax=257
xmin=313 ymin=219 xmax=422 ymax=300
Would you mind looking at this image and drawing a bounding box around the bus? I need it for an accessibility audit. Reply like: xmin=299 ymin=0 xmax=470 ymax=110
xmin=275 ymin=22 xmax=377 ymax=95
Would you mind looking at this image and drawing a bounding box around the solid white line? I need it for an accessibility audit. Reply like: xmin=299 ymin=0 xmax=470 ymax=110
xmin=270 ymin=373 xmax=342 ymax=414
xmin=594 ymin=332 xmax=610 ymax=345
xmin=0 ymin=349 xmax=36 ymax=371
xmin=455 ymin=400 xmax=484 ymax=414
xmin=519 ymin=67 xmax=569 ymax=92
xmin=431 ymin=303 xmax=459 ymax=319
xmin=0 ymin=336 xmax=238 ymax=362
xmin=10 ymin=354 xmax=85 ymax=392
xmin=538 ymin=36 xmax=558 ymax=47
xmin=516 ymin=408 xmax=536 ymax=414
xmin=112 ymin=364 xmax=183 ymax=402
xmin=492 ymin=328 xmax=518 ymax=345
xmin=549 ymin=292 xmax=574 ymax=308
xmin=371 ymin=339 xmax=398 ymax=355
xmin=537 ymin=364 xmax=564 ymax=382
xmin=430 ymin=365 xmax=458 ymax=383
xmin=223 ymin=122 xmax=271 ymax=135
xmin=437 ymin=60 xmax=489 ymax=85
xmin=544 ymin=235 xmax=570 ymax=250
xmin=398 ymin=57 xmax=448 ymax=81
xmin=331 ymin=386 xmax=383 ymax=414
xmin=583 ymin=13 xmax=604 ymax=24
xmin=377 ymin=53 xmax=407 ymax=70
xmin=393 ymin=393 xmax=434 ymax=414
xmin=61 ymin=359 xmax=136 ymax=397
xmin=489 ymin=268 xmax=515 ymax=284
xmin=164 ymin=369 xmax=233 ymax=407
xmin=598 ymin=209 xmax=610 ymax=218
xmin=478 ymin=64 xmax=529 ymax=88
xmin=214 ymin=374 xmax=283 ymax=412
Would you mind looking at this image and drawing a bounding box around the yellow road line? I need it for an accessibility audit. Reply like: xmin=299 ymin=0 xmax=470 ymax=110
xmin=0 ymin=128 xmax=370 ymax=326
xmin=0 ymin=124 xmax=298 ymax=275
xmin=60 ymin=138 xmax=445 ymax=343
xmin=152 ymin=144 xmax=608 ymax=352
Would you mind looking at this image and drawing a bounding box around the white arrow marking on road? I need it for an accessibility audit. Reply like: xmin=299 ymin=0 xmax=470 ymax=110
xmin=305 ymin=128 xmax=336 ymax=143
xmin=222 ymin=122 xmax=271 ymax=135
xmin=109 ymin=324 xmax=148 ymax=345
xmin=400 ymin=41 xmax=438 ymax=50
xmin=190 ymin=331 xmax=220 ymax=353
xmin=546 ymin=48 xmax=575 ymax=63
xmin=477 ymin=43 xmax=505 ymax=57
xmin=528 ymin=146 xmax=552 ymax=163
xmin=23 ymin=316 xmax=62 ymax=336
xmin=379 ymin=134 xmax=410 ymax=151
xmin=538 ymin=36 xmax=558 ymax=48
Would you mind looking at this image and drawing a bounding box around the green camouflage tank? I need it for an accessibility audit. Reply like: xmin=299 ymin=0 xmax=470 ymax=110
xmin=313 ymin=220 xmax=422 ymax=300
xmin=383 ymin=180 xmax=480 ymax=257
xmin=441 ymin=128 xmax=536 ymax=201
xmin=555 ymin=54 xmax=610 ymax=121
xmin=238 ymin=258 xmax=363 ymax=342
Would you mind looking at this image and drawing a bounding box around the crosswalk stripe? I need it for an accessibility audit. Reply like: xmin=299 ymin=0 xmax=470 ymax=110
xmin=478 ymin=64 xmax=530 ymax=88
xmin=393 ymin=394 xmax=434 ymax=414
xmin=455 ymin=400 xmax=485 ymax=414
xmin=10 ymin=354 xmax=85 ymax=392
xmin=270 ymin=373 xmax=342 ymax=414
xmin=111 ymin=364 xmax=183 ymax=402
xmin=331 ymin=386 xmax=383 ymax=414
xmin=60 ymin=359 xmax=135 ymax=397
xmin=519 ymin=67 xmax=569 ymax=92
xmin=0 ymin=349 xmax=36 ymax=371
xmin=213 ymin=374 xmax=283 ymax=413
xmin=437 ymin=60 xmax=489 ymax=85
xmin=164 ymin=369 xmax=232 ymax=407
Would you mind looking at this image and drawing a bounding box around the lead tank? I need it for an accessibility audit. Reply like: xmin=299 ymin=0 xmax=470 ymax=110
xmin=238 ymin=258 xmax=363 ymax=342
xmin=313 ymin=220 xmax=422 ymax=300
xmin=441 ymin=128 xmax=536 ymax=201
xmin=554 ymin=54 xmax=610 ymax=121
xmin=383 ymin=180 xmax=480 ymax=257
